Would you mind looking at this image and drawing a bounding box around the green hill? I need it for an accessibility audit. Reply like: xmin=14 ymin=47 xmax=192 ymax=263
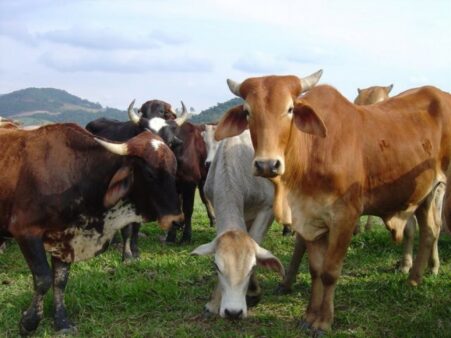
xmin=0 ymin=87 xmax=243 ymax=126
xmin=0 ymin=88 xmax=126 ymax=126
xmin=190 ymin=97 xmax=243 ymax=124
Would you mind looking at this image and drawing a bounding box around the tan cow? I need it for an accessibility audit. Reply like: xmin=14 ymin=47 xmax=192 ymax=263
xmin=215 ymin=72 xmax=451 ymax=334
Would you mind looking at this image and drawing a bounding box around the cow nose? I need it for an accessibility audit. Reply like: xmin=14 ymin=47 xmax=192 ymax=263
xmin=224 ymin=309 xmax=243 ymax=320
xmin=254 ymin=160 xmax=281 ymax=177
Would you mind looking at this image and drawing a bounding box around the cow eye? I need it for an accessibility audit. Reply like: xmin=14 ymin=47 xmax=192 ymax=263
xmin=288 ymin=107 xmax=294 ymax=114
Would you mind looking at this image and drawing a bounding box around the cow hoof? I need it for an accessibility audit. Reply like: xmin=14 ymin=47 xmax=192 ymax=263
xmin=399 ymin=265 xmax=411 ymax=274
xmin=55 ymin=325 xmax=77 ymax=336
xmin=179 ymin=237 xmax=192 ymax=245
xmin=298 ymin=319 xmax=311 ymax=331
xmin=245 ymin=294 xmax=261 ymax=307
xmin=274 ymin=283 xmax=292 ymax=295
xmin=20 ymin=312 xmax=41 ymax=336
xmin=123 ymin=255 xmax=138 ymax=264
xmin=55 ymin=319 xmax=77 ymax=336
xmin=165 ymin=233 xmax=177 ymax=243
xmin=311 ymin=328 xmax=326 ymax=338
xmin=122 ymin=253 xmax=134 ymax=263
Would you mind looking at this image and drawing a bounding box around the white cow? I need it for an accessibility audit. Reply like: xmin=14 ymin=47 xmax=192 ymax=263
xmin=192 ymin=129 xmax=286 ymax=319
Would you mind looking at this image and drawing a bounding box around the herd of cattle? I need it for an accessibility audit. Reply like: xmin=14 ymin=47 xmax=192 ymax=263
xmin=1 ymin=70 xmax=450 ymax=336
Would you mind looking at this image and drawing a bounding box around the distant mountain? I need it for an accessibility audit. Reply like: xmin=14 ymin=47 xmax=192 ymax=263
xmin=0 ymin=88 xmax=126 ymax=126
xmin=0 ymin=87 xmax=244 ymax=127
xmin=190 ymin=97 xmax=243 ymax=124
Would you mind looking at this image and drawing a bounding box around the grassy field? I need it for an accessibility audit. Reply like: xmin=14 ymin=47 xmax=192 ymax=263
xmin=1 ymin=198 xmax=450 ymax=338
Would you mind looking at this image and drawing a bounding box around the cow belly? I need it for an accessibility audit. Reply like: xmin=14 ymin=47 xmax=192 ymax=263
xmin=44 ymin=201 xmax=143 ymax=263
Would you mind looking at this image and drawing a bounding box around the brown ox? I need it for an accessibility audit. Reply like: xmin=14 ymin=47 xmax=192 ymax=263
xmin=215 ymin=72 xmax=451 ymax=334
xmin=0 ymin=124 xmax=183 ymax=334
xmin=354 ymin=84 xmax=393 ymax=232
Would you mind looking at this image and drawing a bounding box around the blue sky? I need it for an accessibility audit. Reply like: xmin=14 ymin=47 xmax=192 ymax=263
xmin=0 ymin=0 xmax=449 ymax=111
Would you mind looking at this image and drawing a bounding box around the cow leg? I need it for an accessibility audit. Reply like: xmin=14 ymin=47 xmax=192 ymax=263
xmin=0 ymin=238 xmax=6 ymax=254
xmin=353 ymin=218 xmax=361 ymax=235
xmin=365 ymin=216 xmax=374 ymax=231
xmin=305 ymin=222 xmax=354 ymax=333
xmin=245 ymin=209 xmax=274 ymax=306
xmin=180 ymin=182 xmax=196 ymax=243
xmin=51 ymin=256 xmax=75 ymax=333
xmin=429 ymin=232 xmax=440 ymax=275
xmin=276 ymin=234 xmax=306 ymax=294
xmin=302 ymin=234 xmax=327 ymax=329
xmin=121 ymin=224 xmax=133 ymax=262
xmin=130 ymin=223 xmax=141 ymax=258
xmin=409 ymin=184 xmax=443 ymax=285
xmin=16 ymin=236 xmax=53 ymax=335
xmin=198 ymin=180 xmax=216 ymax=227
xmin=399 ymin=216 xmax=416 ymax=273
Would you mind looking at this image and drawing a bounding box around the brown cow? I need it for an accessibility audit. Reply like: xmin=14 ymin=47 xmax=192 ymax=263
xmin=354 ymin=84 xmax=393 ymax=232
xmin=215 ymin=71 xmax=450 ymax=334
xmin=353 ymin=85 xmax=433 ymax=275
xmin=354 ymin=84 xmax=393 ymax=105
xmin=0 ymin=124 xmax=183 ymax=334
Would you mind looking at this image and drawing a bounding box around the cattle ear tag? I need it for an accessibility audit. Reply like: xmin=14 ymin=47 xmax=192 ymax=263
xmin=191 ymin=240 xmax=216 ymax=256
xmin=104 ymin=166 xmax=133 ymax=208
xmin=255 ymin=244 xmax=285 ymax=277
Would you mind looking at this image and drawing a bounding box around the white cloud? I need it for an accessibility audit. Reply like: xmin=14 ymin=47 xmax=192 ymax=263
xmin=39 ymin=50 xmax=213 ymax=74
xmin=38 ymin=26 xmax=187 ymax=50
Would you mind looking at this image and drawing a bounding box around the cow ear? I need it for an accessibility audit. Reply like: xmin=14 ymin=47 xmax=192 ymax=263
xmin=255 ymin=244 xmax=285 ymax=277
xmin=104 ymin=166 xmax=133 ymax=208
xmin=214 ymin=105 xmax=248 ymax=141
xmin=293 ymin=101 xmax=327 ymax=138
xmin=191 ymin=240 xmax=216 ymax=256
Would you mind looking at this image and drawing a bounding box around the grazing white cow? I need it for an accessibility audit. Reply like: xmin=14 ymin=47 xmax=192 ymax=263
xmin=192 ymin=130 xmax=285 ymax=319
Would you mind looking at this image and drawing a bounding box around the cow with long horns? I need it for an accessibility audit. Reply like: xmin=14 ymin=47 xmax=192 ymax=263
xmin=85 ymin=101 xmax=189 ymax=259
xmin=0 ymin=124 xmax=183 ymax=334
xmin=128 ymin=100 xmax=215 ymax=243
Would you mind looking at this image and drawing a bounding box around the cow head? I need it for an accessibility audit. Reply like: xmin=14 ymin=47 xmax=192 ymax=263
xmin=192 ymin=229 xmax=284 ymax=319
xmin=354 ymin=84 xmax=393 ymax=105
xmin=201 ymin=124 xmax=219 ymax=169
xmin=128 ymin=100 xmax=187 ymax=150
xmin=139 ymin=99 xmax=177 ymax=120
xmin=95 ymin=131 xmax=183 ymax=230
xmin=215 ymin=70 xmax=325 ymax=178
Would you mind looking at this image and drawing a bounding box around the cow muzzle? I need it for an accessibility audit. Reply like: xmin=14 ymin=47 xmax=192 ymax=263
xmin=253 ymin=159 xmax=284 ymax=177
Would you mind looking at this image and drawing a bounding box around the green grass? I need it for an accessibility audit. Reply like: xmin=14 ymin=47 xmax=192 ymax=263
xmin=1 ymin=198 xmax=450 ymax=337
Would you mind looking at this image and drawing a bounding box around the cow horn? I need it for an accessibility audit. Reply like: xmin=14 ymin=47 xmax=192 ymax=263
xmin=227 ymin=78 xmax=242 ymax=97
xmin=95 ymin=138 xmax=128 ymax=156
xmin=127 ymin=99 xmax=140 ymax=124
xmin=299 ymin=69 xmax=323 ymax=93
xmin=175 ymin=101 xmax=189 ymax=126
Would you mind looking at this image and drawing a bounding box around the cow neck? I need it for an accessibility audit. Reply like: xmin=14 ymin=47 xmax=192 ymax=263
xmin=283 ymin=122 xmax=314 ymax=193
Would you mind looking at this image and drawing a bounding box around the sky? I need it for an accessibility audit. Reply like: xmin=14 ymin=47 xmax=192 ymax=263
xmin=0 ymin=0 xmax=450 ymax=112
